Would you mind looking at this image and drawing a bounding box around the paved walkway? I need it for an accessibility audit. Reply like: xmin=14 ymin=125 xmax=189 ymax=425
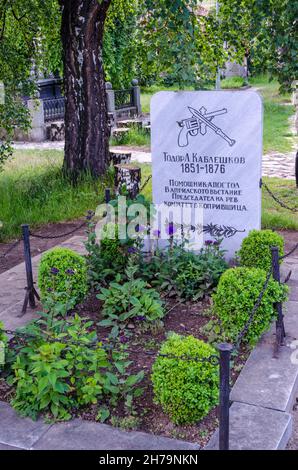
xmin=262 ymin=152 xmax=296 ymax=180
xmin=0 ymin=235 xmax=86 ymax=330
xmin=0 ymin=402 xmax=199 ymax=450
xmin=13 ymin=142 xmax=296 ymax=179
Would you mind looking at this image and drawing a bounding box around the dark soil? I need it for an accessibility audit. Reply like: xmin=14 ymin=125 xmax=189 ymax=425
xmin=72 ymin=293 xmax=248 ymax=447
xmin=0 ymin=220 xmax=86 ymax=275
xmin=278 ymin=230 xmax=298 ymax=257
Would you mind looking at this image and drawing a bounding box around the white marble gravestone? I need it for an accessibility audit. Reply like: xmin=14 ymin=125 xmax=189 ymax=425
xmin=151 ymin=91 xmax=263 ymax=258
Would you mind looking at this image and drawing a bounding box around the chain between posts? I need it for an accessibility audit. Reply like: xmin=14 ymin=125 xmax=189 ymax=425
xmin=279 ymin=242 xmax=298 ymax=260
xmin=29 ymin=211 xmax=94 ymax=240
xmin=262 ymin=180 xmax=298 ymax=212
xmin=0 ymin=327 xmax=220 ymax=365
xmin=140 ymin=174 xmax=152 ymax=193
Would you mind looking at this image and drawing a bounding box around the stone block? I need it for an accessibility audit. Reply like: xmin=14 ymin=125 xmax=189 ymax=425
xmin=0 ymin=402 xmax=52 ymax=450
xmin=205 ymin=402 xmax=292 ymax=450
xmin=33 ymin=419 xmax=200 ymax=450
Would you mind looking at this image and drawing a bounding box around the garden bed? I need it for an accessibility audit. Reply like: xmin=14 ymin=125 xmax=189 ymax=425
xmin=74 ymin=293 xmax=249 ymax=446
xmin=0 ymin=292 xmax=249 ymax=448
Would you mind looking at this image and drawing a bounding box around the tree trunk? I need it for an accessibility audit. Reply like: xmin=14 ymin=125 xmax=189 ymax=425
xmin=60 ymin=0 xmax=112 ymax=180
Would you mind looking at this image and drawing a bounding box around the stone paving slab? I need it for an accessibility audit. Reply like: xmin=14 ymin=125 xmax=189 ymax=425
xmin=284 ymin=301 xmax=298 ymax=339
xmin=0 ymin=443 xmax=21 ymax=450
xmin=0 ymin=235 xmax=86 ymax=330
xmin=0 ymin=402 xmax=52 ymax=450
xmin=262 ymin=152 xmax=296 ymax=180
xmin=205 ymin=402 xmax=292 ymax=450
xmin=230 ymin=323 xmax=298 ymax=413
xmin=288 ymin=283 xmax=298 ymax=301
xmin=32 ymin=419 xmax=200 ymax=451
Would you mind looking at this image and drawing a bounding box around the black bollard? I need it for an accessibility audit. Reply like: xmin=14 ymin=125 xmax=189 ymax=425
xmin=271 ymin=246 xmax=286 ymax=354
xmin=218 ymin=343 xmax=233 ymax=450
xmin=20 ymin=224 xmax=40 ymax=316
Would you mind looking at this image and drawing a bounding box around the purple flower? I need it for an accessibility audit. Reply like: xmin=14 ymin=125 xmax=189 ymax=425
xmin=166 ymin=222 xmax=177 ymax=236
xmin=119 ymin=335 xmax=128 ymax=344
xmin=86 ymin=210 xmax=95 ymax=221
xmin=47 ymin=288 xmax=53 ymax=293
xmin=50 ymin=267 xmax=59 ymax=275
xmin=135 ymin=315 xmax=146 ymax=322
xmin=152 ymin=229 xmax=161 ymax=238
xmin=135 ymin=224 xmax=145 ymax=233
xmin=127 ymin=246 xmax=137 ymax=254
xmin=65 ymin=269 xmax=75 ymax=275
xmin=213 ymin=240 xmax=220 ymax=246
xmin=205 ymin=240 xmax=213 ymax=246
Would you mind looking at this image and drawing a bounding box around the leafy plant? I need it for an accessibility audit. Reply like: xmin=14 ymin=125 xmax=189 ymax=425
xmin=238 ymin=229 xmax=284 ymax=271
xmin=212 ymin=267 xmax=288 ymax=345
xmin=100 ymin=223 xmax=128 ymax=266
xmin=8 ymin=315 xmax=109 ymax=420
xmin=0 ymin=322 xmax=8 ymax=369
xmin=8 ymin=314 xmax=145 ymax=421
xmin=98 ymin=266 xmax=164 ymax=339
xmin=109 ymin=415 xmax=140 ymax=431
xmin=38 ymin=247 xmax=88 ymax=306
xmin=139 ymin=240 xmax=228 ymax=300
xmin=151 ymin=333 xmax=219 ymax=425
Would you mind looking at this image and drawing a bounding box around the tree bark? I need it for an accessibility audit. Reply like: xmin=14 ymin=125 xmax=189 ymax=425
xmin=60 ymin=0 xmax=112 ymax=180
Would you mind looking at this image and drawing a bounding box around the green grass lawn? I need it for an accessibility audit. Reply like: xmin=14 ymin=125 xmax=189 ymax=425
xmin=0 ymin=150 xmax=112 ymax=242
xmin=138 ymin=75 xmax=295 ymax=154
xmin=110 ymin=127 xmax=150 ymax=148
xmin=249 ymin=76 xmax=295 ymax=154
xmin=261 ymin=177 xmax=298 ymax=231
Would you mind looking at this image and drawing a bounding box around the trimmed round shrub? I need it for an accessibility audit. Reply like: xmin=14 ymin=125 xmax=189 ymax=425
xmin=151 ymin=333 xmax=219 ymax=425
xmin=212 ymin=267 xmax=288 ymax=345
xmin=38 ymin=247 xmax=87 ymax=304
xmin=238 ymin=229 xmax=284 ymax=271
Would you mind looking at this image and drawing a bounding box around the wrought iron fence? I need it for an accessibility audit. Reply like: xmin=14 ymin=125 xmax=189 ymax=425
xmin=43 ymin=97 xmax=65 ymax=122
xmin=114 ymin=89 xmax=134 ymax=110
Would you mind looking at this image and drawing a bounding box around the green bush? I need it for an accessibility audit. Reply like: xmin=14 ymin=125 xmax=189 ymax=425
xmin=151 ymin=333 xmax=219 ymax=424
xmin=212 ymin=267 xmax=288 ymax=345
xmin=238 ymin=229 xmax=284 ymax=271
xmin=100 ymin=223 xmax=128 ymax=268
xmin=38 ymin=247 xmax=87 ymax=306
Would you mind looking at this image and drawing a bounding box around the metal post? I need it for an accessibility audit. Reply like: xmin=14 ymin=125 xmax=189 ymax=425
xmin=271 ymin=246 xmax=286 ymax=354
xmin=105 ymin=188 xmax=111 ymax=204
xmin=21 ymin=224 xmax=40 ymax=316
xmin=105 ymin=82 xmax=116 ymax=123
xmin=218 ymin=342 xmax=233 ymax=450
